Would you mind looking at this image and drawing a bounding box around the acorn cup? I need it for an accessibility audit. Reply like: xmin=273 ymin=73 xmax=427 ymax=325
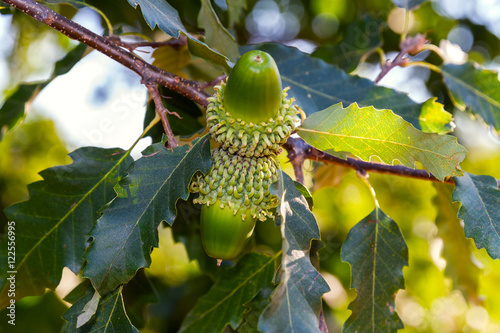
xmin=191 ymin=50 xmax=301 ymax=263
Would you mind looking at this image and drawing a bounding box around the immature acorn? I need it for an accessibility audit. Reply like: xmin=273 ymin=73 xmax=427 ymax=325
xmin=206 ymin=50 xmax=300 ymax=157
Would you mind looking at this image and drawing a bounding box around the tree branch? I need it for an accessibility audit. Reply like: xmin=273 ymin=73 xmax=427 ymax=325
xmin=146 ymin=85 xmax=178 ymax=149
xmin=6 ymin=0 xmax=472 ymax=186
xmin=3 ymin=0 xmax=211 ymax=108
xmin=283 ymin=136 xmax=455 ymax=185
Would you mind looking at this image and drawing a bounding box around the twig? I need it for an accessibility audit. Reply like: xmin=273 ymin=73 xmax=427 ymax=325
xmin=147 ymin=85 xmax=179 ymax=149
xmin=3 ymin=0 xmax=211 ymax=108
xmin=201 ymin=74 xmax=227 ymax=88
xmin=107 ymin=35 xmax=188 ymax=52
xmin=375 ymin=34 xmax=427 ymax=84
xmin=282 ymin=136 xmax=455 ymax=185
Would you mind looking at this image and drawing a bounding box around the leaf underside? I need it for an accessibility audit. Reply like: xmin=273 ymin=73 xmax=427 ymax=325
xmin=298 ymin=103 xmax=466 ymax=181
xmin=83 ymin=135 xmax=212 ymax=295
xmin=258 ymin=173 xmax=330 ymax=333
xmin=341 ymin=208 xmax=408 ymax=333
xmin=0 ymin=147 xmax=133 ymax=309
xmin=452 ymin=172 xmax=500 ymax=259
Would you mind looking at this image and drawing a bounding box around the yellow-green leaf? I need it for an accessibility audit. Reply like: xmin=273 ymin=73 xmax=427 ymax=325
xmin=419 ymin=97 xmax=454 ymax=134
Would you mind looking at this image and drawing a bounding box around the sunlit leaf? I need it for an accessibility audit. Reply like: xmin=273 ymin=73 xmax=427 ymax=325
xmin=297 ymin=103 xmax=466 ymax=181
xmin=179 ymin=252 xmax=275 ymax=333
xmin=0 ymin=43 xmax=87 ymax=139
xmin=341 ymin=208 xmax=408 ymax=332
xmin=442 ymin=63 xmax=500 ymax=132
xmin=83 ymin=136 xmax=212 ymax=295
xmin=258 ymin=173 xmax=329 ymax=333
xmin=452 ymin=172 xmax=500 ymax=259
xmin=434 ymin=183 xmax=480 ymax=302
xmin=312 ymin=16 xmax=383 ymax=72
xmin=242 ymin=43 xmax=425 ymax=129
xmin=419 ymin=97 xmax=454 ymax=134
xmin=198 ymin=0 xmax=239 ymax=62
xmin=63 ymin=285 xmax=138 ymax=332
xmin=0 ymin=147 xmax=133 ymax=309
xmin=392 ymin=0 xmax=427 ymax=9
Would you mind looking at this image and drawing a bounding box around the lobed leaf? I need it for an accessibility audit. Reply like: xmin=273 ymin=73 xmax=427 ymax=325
xmin=198 ymin=0 xmax=239 ymax=62
xmin=419 ymin=97 xmax=454 ymax=134
xmin=297 ymin=103 xmax=467 ymax=181
xmin=0 ymin=43 xmax=87 ymax=139
xmin=83 ymin=135 xmax=212 ymax=295
xmin=0 ymin=147 xmax=133 ymax=309
xmin=442 ymin=63 xmax=500 ymax=132
xmin=127 ymin=0 xmax=185 ymax=38
xmin=434 ymin=183 xmax=480 ymax=302
xmin=341 ymin=208 xmax=408 ymax=333
xmin=242 ymin=43 xmax=428 ymax=129
xmin=452 ymin=172 xmax=500 ymax=259
xmin=392 ymin=0 xmax=427 ymax=9
xmin=179 ymin=252 xmax=276 ymax=333
xmin=63 ymin=285 xmax=138 ymax=332
xmin=258 ymin=173 xmax=329 ymax=333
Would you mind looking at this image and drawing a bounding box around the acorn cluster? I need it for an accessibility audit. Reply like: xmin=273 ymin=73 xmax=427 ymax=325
xmin=189 ymin=50 xmax=300 ymax=261
xmin=206 ymin=84 xmax=299 ymax=157
xmin=190 ymin=148 xmax=279 ymax=221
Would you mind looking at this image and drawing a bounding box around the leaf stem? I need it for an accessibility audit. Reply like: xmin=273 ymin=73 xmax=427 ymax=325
xmin=356 ymin=170 xmax=380 ymax=208
xmin=402 ymin=61 xmax=443 ymax=74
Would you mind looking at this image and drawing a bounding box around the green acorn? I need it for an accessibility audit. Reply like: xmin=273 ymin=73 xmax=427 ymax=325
xmin=224 ymin=50 xmax=283 ymax=124
xmin=206 ymin=51 xmax=300 ymax=157
xmin=200 ymin=202 xmax=256 ymax=263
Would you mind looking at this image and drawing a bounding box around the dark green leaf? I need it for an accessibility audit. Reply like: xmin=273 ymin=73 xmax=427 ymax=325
xmin=312 ymin=16 xmax=383 ymax=72
xmin=392 ymin=0 xmax=427 ymax=9
xmin=434 ymin=183 xmax=480 ymax=302
xmin=442 ymin=63 xmax=500 ymax=132
xmin=258 ymin=173 xmax=329 ymax=333
xmin=122 ymin=269 xmax=158 ymax=328
xmin=179 ymin=252 xmax=276 ymax=333
xmin=341 ymin=208 xmax=408 ymax=333
xmin=127 ymin=0 xmax=186 ymax=38
xmin=238 ymin=286 xmax=273 ymax=333
xmin=63 ymin=285 xmax=138 ymax=332
xmin=0 ymin=43 xmax=87 ymax=139
xmin=298 ymin=103 xmax=467 ymax=181
xmin=83 ymin=135 xmax=212 ymax=295
xmin=0 ymin=147 xmax=133 ymax=309
xmin=198 ymin=0 xmax=239 ymax=62
xmin=186 ymin=34 xmax=233 ymax=72
xmin=452 ymin=172 xmax=500 ymax=259
xmin=227 ymin=0 xmax=247 ymax=28
xmin=44 ymin=0 xmax=86 ymax=9
xmin=419 ymin=97 xmax=454 ymax=134
xmin=241 ymin=43 xmax=424 ymax=129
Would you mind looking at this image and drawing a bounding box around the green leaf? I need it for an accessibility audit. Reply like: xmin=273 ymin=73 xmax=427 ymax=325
xmin=341 ymin=208 xmax=408 ymax=333
xmin=241 ymin=43 xmax=424 ymax=129
xmin=127 ymin=0 xmax=186 ymax=38
xmin=258 ymin=173 xmax=329 ymax=333
xmin=419 ymin=97 xmax=454 ymax=134
xmin=452 ymin=172 xmax=500 ymax=259
xmin=83 ymin=135 xmax=212 ymax=295
xmin=297 ymin=103 xmax=467 ymax=181
xmin=0 ymin=43 xmax=87 ymax=139
xmin=198 ymin=0 xmax=239 ymax=62
xmin=238 ymin=286 xmax=273 ymax=333
xmin=179 ymin=252 xmax=275 ymax=333
xmin=227 ymin=0 xmax=247 ymax=28
xmin=442 ymin=63 xmax=500 ymax=132
xmin=186 ymin=36 xmax=233 ymax=72
xmin=434 ymin=183 xmax=480 ymax=302
xmin=63 ymin=285 xmax=138 ymax=332
xmin=293 ymin=180 xmax=313 ymax=210
xmin=0 ymin=147 xmax=133 ymax=309
xmin=392 ymin=0 xmax=427 ymax=9
xmin=122 ymin=269 xmax=158 ymax=328
xmin=312 ymin=16 xmax=383 ymax=72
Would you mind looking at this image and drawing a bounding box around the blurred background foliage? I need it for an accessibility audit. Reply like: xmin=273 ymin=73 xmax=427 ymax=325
xmin=0 ymin=0 xmax=499 ymax=332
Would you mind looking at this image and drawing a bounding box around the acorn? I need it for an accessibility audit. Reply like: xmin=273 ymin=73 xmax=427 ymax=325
xmin=200 ymin=202 xmax=256 ymax=263
xmin=206 ymin=50 xmax=300 ymax=157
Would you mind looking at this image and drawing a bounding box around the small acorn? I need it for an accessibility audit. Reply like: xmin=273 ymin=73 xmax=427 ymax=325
xmin=200 ymin=202 xmax=256 ymax=263
xmin=206 ymin=50 xmax=300 ymax=157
